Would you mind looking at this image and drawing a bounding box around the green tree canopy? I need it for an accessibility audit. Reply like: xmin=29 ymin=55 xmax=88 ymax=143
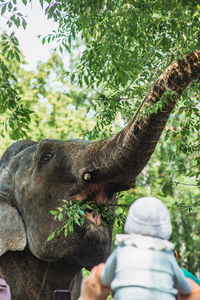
xmin=0 ymin=0 xmax=199 ymax=180
xmin=0 ymin=0 xmax=200 ymax=276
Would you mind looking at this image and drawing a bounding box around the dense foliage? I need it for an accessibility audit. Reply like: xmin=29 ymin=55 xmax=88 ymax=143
xmin=0 ymin=0 xmax=200 ymax=276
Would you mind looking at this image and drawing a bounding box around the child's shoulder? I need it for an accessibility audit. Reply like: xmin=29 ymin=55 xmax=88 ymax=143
xmin=115 ymin=233 xmax=174 ymax=252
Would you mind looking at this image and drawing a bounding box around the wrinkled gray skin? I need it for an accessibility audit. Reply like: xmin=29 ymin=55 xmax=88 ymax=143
xmin=0 ymin=52 xmax=199 ymax=299
xmin=0 ymin=139 xmax=114 ymax=299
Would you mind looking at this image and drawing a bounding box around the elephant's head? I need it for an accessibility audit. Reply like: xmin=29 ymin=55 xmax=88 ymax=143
xmin=0 ymin=52 xmax=199 ymax=274
xmin=0 ymin=139 xmax=115 ymax=269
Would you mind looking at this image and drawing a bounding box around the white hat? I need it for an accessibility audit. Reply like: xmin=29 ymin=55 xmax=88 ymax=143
xmin=124 ymin=196 xmax=172 ymax=240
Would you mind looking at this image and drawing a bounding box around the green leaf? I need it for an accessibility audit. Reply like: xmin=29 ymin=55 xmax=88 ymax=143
xmin=78 ymin=209 xmax=85 ymax=216
xmin=14 ymin=51 xmax=20 ymax=62
xmin=1 ymin=3 xmax=7 ymax=15
xmin=46 ymin=4 xmax=56 ymax=19
xmin=47 ymin=231 xmax=55 ymax=241
xmin=42 ymin=37 xmax=46 ymax=45
xmin=63 ymin=200 xmax=69 ymax=205
xmin=68 ymin=224 xmax=74 ymax=232
xmin=15 ymin=17 xmax=20 ymax=28
xmin=57 ymin=228 xmax=62 ymax=236
xmin=64 ymin=228 xmax=68 ymax=238
xmin=78 ymin=79 xmax=83 ymax=88
xmin=152 ymin=12 xmax=163 ymax=19
xmin=71 ymin=73 xmax=75 ymax=82
xmin=67 ymin=211 xmax=72 ymax=218
xmin=5 ymin=121 xmax=8 ymax=132
xmin=2 ymin=44 xmax=10 ymax=53
xmin=74 ymin=216 xmax=81 ymax=226
xmin=84 ymin=75 xmax=89 ymax=86
xmin=59 ymin=45 xmax=63 ymax=53
xmin=39 ymin=0 xmax=44 ymax=8
xmin=49 ymin=210 xmax=58 ymax=215
xmin=22 ymin=19 xmax=27 ymax=30
xmin=80 ymin=217 xmax=85 ymax=226
xmin=8 ymin=2 xmax=12 ymax=10
xmin=58 ymin=213 xmax=63 ymax=221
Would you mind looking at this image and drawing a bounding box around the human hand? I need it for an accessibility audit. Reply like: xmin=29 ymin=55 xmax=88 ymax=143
xmin=78 ymin=263 xmax=111 ymax=300
xmin=177 ymin=278 xmax=200 ymax=300
xmin=0 ymin=278 xmax=11 ymax=300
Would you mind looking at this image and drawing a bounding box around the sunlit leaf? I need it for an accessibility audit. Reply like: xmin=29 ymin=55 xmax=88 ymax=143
xmin=1 ymin=3 xmax=7 ymax=15
xmin=47 ymin=231 xmax=55 ymax=241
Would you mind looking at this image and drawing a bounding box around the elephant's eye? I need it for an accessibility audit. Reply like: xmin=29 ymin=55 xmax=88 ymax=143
xmin=42 ymin=152 xmax=54 ymax=161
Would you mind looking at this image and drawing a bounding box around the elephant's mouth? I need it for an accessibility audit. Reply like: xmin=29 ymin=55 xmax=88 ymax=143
xmin=73 ymin=182 xmax=108 ymax=203
xmin=69 ymin=183 xmax=115 ymax=269
xmin=72 ymin=182 xmax=111 ymax=226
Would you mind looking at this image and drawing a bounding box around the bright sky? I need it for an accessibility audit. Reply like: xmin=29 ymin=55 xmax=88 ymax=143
xmin=0 ymin=1 xmax=58 ymax=70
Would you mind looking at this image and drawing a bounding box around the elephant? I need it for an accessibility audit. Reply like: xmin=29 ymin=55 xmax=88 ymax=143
xmin=0 ymin=52 xmax=199 ymax=300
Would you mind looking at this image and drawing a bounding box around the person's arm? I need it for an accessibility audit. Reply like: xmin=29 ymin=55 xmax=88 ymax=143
xmin=78 ymin=263 xmax=111 ymax=300
xmin=100 ymin=247 xmax=117 ymax=287
xmin=170 ymin=256 xmax=191 ymax=295
xmin=177 ymin=278 xmax=200 ymax=300
xmin=182 ymin=269 xmax=200 ymax=286
xmin=0 ymin=278 xmax=11 ymax=300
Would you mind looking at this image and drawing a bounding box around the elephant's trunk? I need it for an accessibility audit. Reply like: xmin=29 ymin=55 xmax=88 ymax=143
xmin=87 ymin=52 xmax=200 ymax=186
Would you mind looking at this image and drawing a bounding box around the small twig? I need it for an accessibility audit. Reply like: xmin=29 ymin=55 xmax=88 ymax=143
xmin=173 ymin=181 xmax=200 ymax=187
xmin=173 ymin=200 xmax=200 ymax=210
xmin=103 ymin=203 xmax=131 ymax=208
xmin=92 ymin=96 xmax=135 ymax=101
xmin=175 ymin=164 xmax=199 ymax=174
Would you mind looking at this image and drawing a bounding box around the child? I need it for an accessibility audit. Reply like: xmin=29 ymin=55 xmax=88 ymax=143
xmin=101 ymin=196 xmax=191 ymax=300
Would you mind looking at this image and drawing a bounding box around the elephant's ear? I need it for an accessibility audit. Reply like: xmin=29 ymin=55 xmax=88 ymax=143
xmin=0 ymin=141 xmax=36 ymax=256
xmin=0 ymin=198 xmax=27 ymax=256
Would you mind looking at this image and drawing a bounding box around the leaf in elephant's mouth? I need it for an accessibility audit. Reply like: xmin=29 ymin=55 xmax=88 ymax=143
xmin=76 ymin=183 xmax=110 ymax=225
xmin=48 ymin=183 xmax=115 ymax=241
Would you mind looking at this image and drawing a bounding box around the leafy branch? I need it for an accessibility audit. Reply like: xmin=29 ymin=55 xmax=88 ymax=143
xmin=47 ymin=198 xmax=128 ymax=241
xmin=48 ymin=191 xmax=200 ymax=242
xmin=48 ymin=199 xmax=92 ymax=241
xmin=173 ymin=181 xmax=200 ymax=187
xmin=171 ymin=200 xmax=200 ymax=212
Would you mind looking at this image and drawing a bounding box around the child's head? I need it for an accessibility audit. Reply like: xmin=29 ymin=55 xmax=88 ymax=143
xmin=124 ymin=196 xmax=172 ymax=240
